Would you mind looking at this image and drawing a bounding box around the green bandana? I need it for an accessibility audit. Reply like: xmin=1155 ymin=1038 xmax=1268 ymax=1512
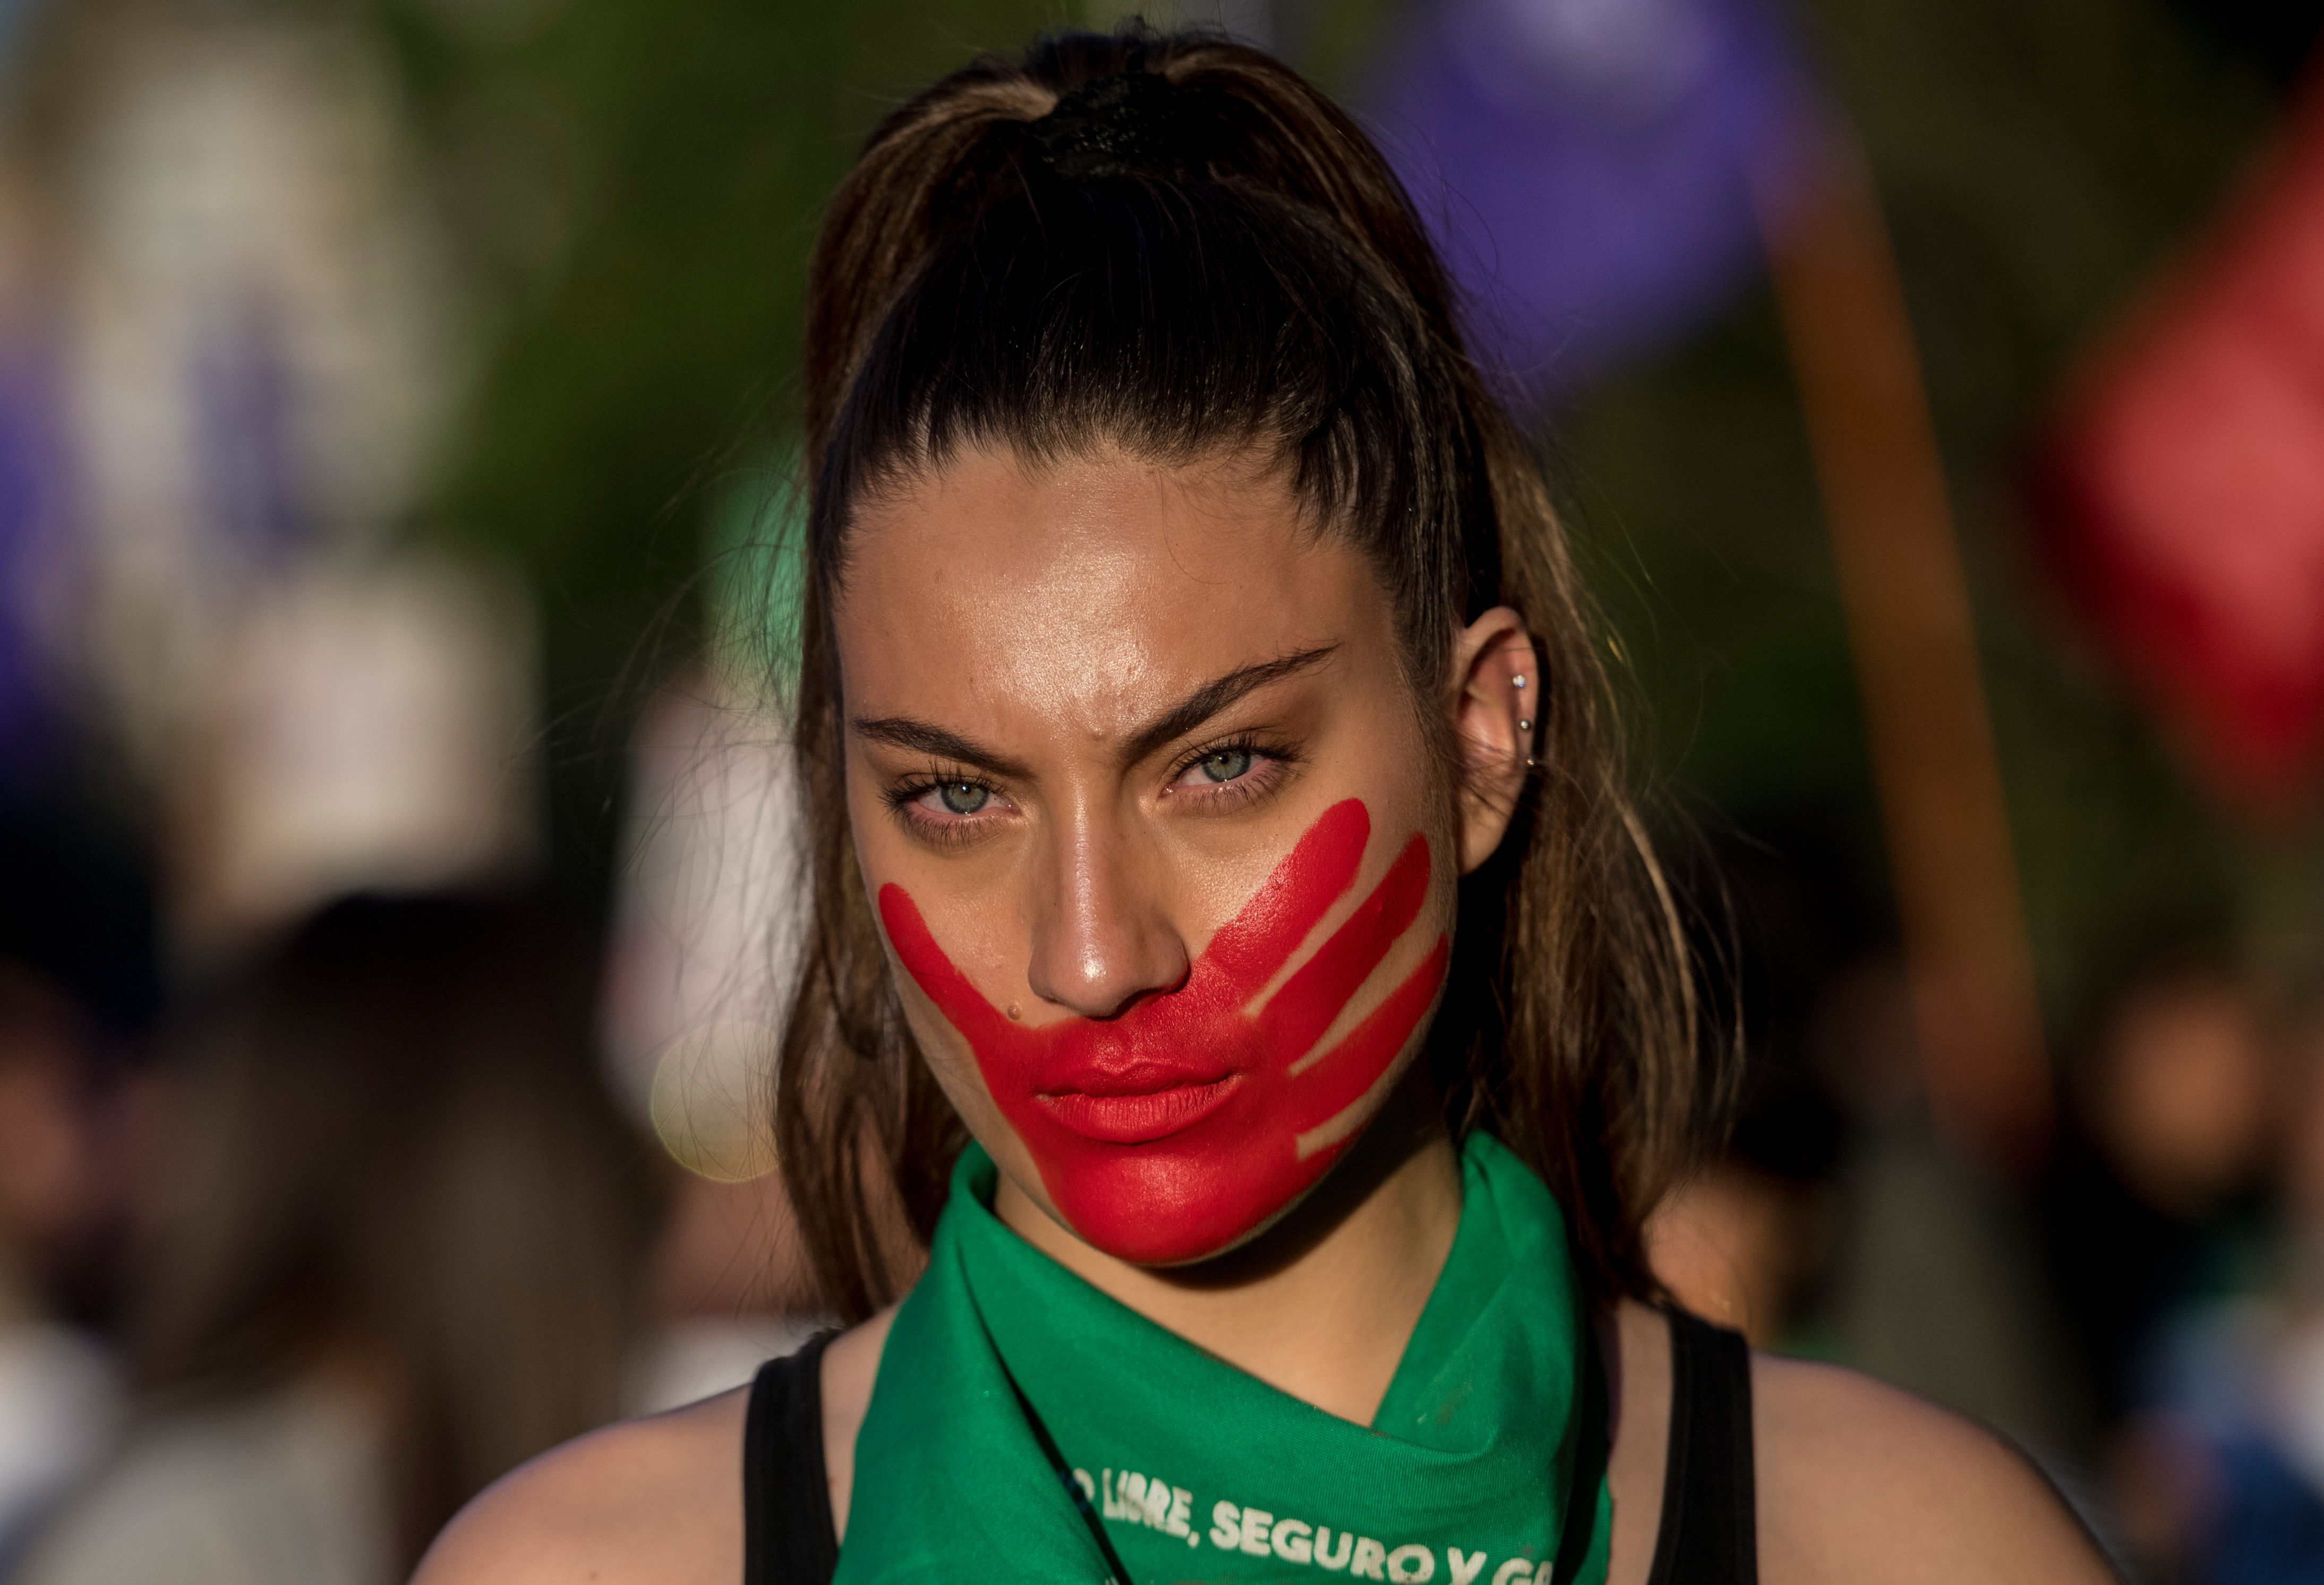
xmin=834 ymin=1132 xmax=1611 ymax=1585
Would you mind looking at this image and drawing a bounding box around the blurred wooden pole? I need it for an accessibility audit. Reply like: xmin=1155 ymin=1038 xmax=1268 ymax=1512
xmin=1757 ymin=139 xmax=2054 ymax=1169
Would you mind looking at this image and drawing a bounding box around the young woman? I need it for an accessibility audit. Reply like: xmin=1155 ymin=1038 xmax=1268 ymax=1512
xmin=421 ymin=28 xmax=2116 ymax=1585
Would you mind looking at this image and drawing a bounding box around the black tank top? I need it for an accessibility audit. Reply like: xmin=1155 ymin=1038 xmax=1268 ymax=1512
xmin=741 ymin=1306 xmax=1756 ymax=1585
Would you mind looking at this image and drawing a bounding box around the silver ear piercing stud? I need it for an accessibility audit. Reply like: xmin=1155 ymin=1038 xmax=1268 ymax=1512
xmin=1518 ymin=718 xmax=1531 ymax=731
xmin=1511 ymin=674 xmax=1527 ymax=689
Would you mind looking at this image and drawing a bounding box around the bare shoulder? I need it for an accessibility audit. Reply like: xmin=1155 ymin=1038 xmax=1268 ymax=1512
xmin=413 ymin=1386 xmax=749 ymax=1585
xmin=1600 ymin=1299 xmax=1673 ymax=1585
xmin=1752 ymin=1352 xmax=2118 ymax=1584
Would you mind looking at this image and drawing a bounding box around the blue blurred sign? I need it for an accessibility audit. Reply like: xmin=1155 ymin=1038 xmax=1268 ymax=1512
xmin=1364 ymin=0 xmax=1819 ymax=408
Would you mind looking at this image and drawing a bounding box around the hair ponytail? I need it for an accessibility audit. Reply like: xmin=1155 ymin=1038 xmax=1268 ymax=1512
xmin=775 ymin=25 xmax=1731 ymax=1318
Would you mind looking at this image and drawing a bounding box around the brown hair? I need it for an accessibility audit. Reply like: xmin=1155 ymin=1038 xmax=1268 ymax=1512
xmin=774 ymin=25 xmax=1730 ymax=1318
xmin=132 ymin=893 xmax=662 ymax=1569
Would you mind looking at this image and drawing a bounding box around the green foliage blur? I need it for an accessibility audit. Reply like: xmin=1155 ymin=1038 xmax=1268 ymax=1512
xmin=373 ymin=0 xmax=2318 ymax=1024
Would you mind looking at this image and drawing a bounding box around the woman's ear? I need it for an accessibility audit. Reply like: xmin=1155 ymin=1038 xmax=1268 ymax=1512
xmin=1448 ymin=606 xmax=1538 ymax=875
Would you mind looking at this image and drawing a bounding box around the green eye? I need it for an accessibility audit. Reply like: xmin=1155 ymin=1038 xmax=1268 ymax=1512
xmin=936 ymin=781 xmax=989 ymax=814
xmin=1197 ymin=747 xmax=1253 ymax=783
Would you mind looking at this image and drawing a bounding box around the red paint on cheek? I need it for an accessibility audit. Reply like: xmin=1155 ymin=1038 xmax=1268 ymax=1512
xmin=876 ymin=800 xmax=1450 ymax=1264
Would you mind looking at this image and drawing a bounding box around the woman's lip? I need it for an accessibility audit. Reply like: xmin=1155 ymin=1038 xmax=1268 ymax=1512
xmin=1035 ymin=1077 xmax=1240 ymax=1144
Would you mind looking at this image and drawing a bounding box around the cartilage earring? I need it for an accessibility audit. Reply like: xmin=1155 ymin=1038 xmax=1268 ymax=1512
xmin=1518 ymin=718 xmax=1531 ymax=731
xmin=1511 ymin=674 xmax=1527 ymax=689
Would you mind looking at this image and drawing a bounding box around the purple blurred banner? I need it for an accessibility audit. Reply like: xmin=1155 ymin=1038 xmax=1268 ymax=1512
xmin=1363 ymin=0 xmax=1821 ymax=409
xmin=0 ymin=346 xmax=74 ymax=778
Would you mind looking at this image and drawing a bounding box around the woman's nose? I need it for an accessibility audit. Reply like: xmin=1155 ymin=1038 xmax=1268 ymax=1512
xmin=1025 ymin=817 xmax=1187 ymax=1020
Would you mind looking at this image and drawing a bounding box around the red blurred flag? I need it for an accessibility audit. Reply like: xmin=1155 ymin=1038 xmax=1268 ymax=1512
xmin=2038 ymin=65 xmax=2324 ymax=808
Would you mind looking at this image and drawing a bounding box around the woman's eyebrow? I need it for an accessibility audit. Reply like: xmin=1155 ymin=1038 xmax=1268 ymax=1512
xmin=1119 ymin=644 xmax=1339 ymax=766
xmin=848 ymin=716 xmax=1035 ymax=780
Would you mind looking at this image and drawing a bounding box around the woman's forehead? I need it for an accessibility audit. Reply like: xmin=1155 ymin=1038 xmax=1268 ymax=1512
xmin=837 ymin=444 xmax=1379 ymax=735
xmin=847 ymin=440 xmax=1312 ymax=579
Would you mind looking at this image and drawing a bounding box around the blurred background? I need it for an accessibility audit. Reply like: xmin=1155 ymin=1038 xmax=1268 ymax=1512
xmin=0 ymin=0 xmax=2318 ymax=1578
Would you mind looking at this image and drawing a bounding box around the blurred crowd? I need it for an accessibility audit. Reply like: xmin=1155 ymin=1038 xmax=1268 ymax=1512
xmin=0 ymin=832 xmax=821 ymax=1584
xmin=0 ymin=0 xmax=2320 ymax=1581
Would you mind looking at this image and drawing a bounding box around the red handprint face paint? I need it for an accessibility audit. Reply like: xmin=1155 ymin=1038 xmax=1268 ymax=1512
xmin=878 ymin=799 xmax=1449 ymax=1264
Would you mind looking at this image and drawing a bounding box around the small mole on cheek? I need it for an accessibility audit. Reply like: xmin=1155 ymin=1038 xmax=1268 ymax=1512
xmin=1007 ymin=1003 xmax=1022 ymax=1021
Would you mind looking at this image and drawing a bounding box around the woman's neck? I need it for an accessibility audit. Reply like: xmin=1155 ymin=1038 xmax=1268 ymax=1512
xmin=994 ymin=1106 xmax=1464 ymax=1425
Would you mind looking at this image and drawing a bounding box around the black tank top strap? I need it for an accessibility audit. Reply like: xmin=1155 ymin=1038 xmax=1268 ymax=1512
xmin=742 ymin=1331 xmax=841 ymax=1585
xmin=1646 ymin=1306 xmax=1759 ymax=1585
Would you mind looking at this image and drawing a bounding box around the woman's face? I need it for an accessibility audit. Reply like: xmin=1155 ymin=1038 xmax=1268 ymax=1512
xmin=836 ymin=442 xmax=1533 ymax=1265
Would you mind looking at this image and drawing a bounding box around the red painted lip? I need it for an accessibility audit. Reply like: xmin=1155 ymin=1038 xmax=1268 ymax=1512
xmin=1035 ymin=1076 xmax=1241 ymax=1144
